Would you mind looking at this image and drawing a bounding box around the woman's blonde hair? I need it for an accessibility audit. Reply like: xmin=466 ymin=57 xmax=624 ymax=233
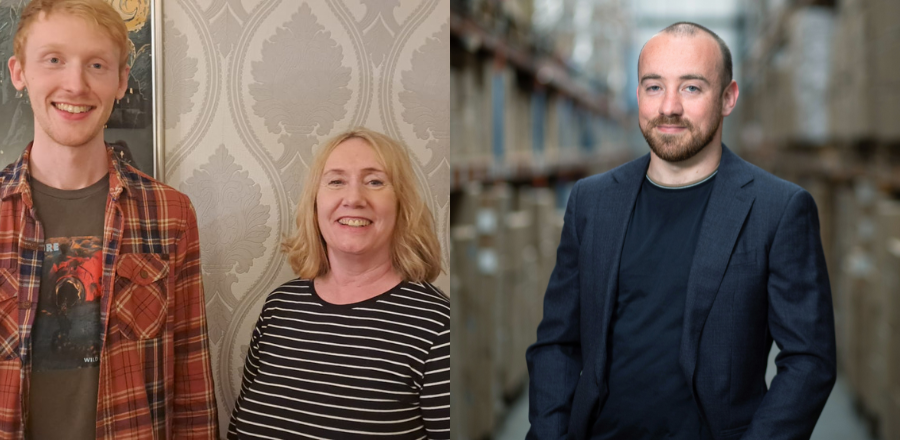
xmin=283 ymin=128 xmax=442 ymax=282
xmin=14 ymin=0 xmax=131 ymax=69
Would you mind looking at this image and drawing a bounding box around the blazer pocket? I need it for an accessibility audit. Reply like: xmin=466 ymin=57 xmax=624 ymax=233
xmin=0 ymin=268 xmax=19 ymax=360
xmin=114 ymin=253 xmax=169 ymax=340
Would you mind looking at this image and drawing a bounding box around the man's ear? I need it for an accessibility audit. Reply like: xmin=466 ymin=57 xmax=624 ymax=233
xmin=116 ymin=65 xmax=130 ymax=100
xmin=8 ymin=56 xmax=26 ymax=91
xmin=721 ymin=80 xmax=739 ymax=117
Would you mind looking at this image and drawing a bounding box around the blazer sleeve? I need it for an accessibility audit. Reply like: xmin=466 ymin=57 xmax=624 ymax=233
xmin=746 ymin=188 xmax=837 ymax=439
xmin=526 ymin=180 xmax=585 ymax=439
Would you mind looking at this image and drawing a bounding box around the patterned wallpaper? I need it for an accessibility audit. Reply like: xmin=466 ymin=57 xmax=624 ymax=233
xmin=160 ymin=0 xmax=450 ymax=432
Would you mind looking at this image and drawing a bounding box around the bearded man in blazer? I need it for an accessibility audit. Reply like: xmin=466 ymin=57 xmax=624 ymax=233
xmin=526 ymin=22 xmax=836 ymax=440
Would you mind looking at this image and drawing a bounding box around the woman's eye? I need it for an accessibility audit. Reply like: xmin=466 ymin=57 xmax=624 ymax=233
xmin=49 ymin=57 xmax=60 ymax=64
xmin=367 ymin=179 xmax=385 ymax=187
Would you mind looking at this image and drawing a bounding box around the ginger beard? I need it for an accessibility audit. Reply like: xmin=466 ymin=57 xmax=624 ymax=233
xmin=640 ymin=96 xmax=723 ymax=163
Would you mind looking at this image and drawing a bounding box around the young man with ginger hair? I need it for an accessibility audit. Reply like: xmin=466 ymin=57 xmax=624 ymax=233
xmin=0 ymin=0 xmax=218 ymax=437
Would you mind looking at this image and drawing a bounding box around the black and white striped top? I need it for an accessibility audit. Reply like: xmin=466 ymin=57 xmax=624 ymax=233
xmin=228 ymin=279 xmax=450 ymax=439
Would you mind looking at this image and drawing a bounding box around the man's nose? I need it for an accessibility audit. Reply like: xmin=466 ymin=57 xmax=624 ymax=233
xmin=62 ymin=65 xmax=89 ymax=95
xmin=659 ymin=89 xmax=683 ymax=116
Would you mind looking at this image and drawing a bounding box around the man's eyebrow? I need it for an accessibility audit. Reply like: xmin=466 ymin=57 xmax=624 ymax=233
xmin=640 ymin=73 xmax=711 ymax=85
xmin=680 ymin=74 xmax=710 ymax=84
xmin=36 ymin=44 xmax=112 ymax=56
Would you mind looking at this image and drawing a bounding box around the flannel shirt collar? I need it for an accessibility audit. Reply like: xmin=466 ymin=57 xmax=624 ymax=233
xmin=0 ymin=142 xmax=138 ymax=204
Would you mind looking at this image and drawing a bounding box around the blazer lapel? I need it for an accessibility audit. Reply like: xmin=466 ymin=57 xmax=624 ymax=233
xmin=590 ymin=154 xmax=648 ymax=386
xmin=679 ymin=146 xmax=755 ymax=388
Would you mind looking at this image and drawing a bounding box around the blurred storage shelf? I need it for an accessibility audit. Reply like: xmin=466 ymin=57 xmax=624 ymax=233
xmin=451 ymin=9 xmax=631 ymax=193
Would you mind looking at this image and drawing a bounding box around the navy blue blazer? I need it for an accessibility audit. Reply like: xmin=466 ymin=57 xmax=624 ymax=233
xmin=526 ymin=146 xmax=837 ymax=440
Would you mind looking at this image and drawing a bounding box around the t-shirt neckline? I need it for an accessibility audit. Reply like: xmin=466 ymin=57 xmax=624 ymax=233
xmin=644 ymin=169 xmax=717 ymax=190
xmin=30 ymin=174 xmax=109 ymax=200
xmin=309 ymin=279 xmax=405 ymax=309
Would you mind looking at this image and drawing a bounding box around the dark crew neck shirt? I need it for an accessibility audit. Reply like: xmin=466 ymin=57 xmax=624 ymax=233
xmin=593 ymin=173 xmax=716 ymax=440
xmin=28 ymin=175 xmax=109 ymax=440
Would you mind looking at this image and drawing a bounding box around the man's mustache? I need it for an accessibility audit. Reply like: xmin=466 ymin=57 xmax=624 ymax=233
xmin=648 ymin=115 xmax=694 ymax=131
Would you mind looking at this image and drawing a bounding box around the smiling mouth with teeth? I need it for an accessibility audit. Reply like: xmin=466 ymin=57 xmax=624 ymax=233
xmin=54 ymin=103 xmax=94 ymax=114
xmin=338 ymin=218 xmax=372 ymax=227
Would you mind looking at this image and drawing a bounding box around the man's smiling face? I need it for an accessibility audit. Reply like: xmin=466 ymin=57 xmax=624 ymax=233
xmin=637 ymin=32 xmax=727 ymax=163
xmin=9 ymin=11 xmax=129 ymax=149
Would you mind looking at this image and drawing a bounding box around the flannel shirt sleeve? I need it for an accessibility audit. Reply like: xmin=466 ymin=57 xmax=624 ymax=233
xmin=172 ymin=200 xmax=219 ymax=438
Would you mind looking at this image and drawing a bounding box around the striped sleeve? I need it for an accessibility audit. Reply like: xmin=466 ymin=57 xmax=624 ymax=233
xmin=227 ymin=306 xmax=267 ymax=439
xmin=421 ymin=322 xmax=450 ymax=439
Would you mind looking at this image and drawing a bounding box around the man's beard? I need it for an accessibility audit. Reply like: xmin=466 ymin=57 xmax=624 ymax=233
xmin=640 ymin=112 xmax=721 ymax=162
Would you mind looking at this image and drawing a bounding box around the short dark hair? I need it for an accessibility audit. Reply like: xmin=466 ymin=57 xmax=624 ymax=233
xmin=642 ymin=21 xmax=733 ymax=92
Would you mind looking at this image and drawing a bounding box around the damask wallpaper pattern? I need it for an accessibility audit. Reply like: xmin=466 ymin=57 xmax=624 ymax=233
xmin=161 ymin=0 xmax=450 ymax=432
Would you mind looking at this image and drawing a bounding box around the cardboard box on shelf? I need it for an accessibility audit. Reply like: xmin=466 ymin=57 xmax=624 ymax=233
xmin=449 ymin=231 xmax=468 ymax=440
xmin=543 ymin=93 xmax=562 ymax=168
xmin=506 ymin=78 xmax=534 ymax=171
xmin=845 ymin=181 xmax=887 ymax=419
xmin=786 ymin=7 xmax=835 ymax=144
xmin=868 ymin=0 xmax=900 ymax=41
xmin=829 ymin=6 xmax=871 ymax=140
xmin=451 ymin=68 xmax=469 ymax=167
xmin=501 ymin=208 xmax=536 ymax=397
xmin=452 ymin=222 xmax=493 ymax=440
xmin=452 ymin=182 xmax=505 ymax=439
xmin=455 ymin=58 xmax=494 ymax=169
xmin=870 ymin=26 xmax=900 ymax=141
xmin=877 ymin=200 xmax=900 ymax=440
xmin=885 ymin=389 xmax=900 ymax=440
xmin=833 ymin=187 xmax=861 ymax=393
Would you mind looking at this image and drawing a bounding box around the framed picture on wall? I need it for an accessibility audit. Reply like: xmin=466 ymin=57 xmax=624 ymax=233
xmin=0 ymin=0 xmax=163 ymax=177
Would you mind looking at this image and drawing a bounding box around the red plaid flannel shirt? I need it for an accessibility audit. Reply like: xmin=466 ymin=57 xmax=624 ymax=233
xmin=0 ymin=144 xmax=218 ymax=438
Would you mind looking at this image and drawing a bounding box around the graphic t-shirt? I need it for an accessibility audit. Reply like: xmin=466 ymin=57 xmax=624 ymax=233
xmin=27 ymin=175 xmax=108 ymax=440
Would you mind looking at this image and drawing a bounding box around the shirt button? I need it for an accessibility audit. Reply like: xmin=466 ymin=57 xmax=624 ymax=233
xmin=140 ymin=270 xmax=149 ymax=279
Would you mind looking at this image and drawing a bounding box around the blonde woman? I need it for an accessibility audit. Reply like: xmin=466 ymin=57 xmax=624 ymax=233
xmin=228 ymin=128 xmax=449 ymax=439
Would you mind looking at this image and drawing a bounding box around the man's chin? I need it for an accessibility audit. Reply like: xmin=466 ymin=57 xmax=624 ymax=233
xmin=44 ymin=128 xmax=106 ymax=149
xmin=648 ymin=140 xmax=707 ymax=163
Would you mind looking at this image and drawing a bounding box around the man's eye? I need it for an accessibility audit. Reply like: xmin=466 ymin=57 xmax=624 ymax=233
xmin=646 ymin=85 xmax=661 ymax=92
xmin=91 ymin=63 xmax=103 ymax=69
xmin=685 ymin=85 xmax=700 ymax=92
xmin=49 ymin=57 xmax=60 ymax=64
